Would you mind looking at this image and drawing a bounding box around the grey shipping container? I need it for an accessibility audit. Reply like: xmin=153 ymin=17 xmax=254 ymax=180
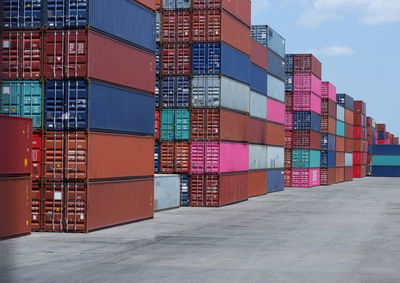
xmin=336 ymin=105 xmax=345 ymax=122
xmin=249 ymin=91 xmax=267 ymax=120
xmin=251 ymin=25 xmax=286 ymax=58
xmin=267 ymin=74 xmax=285 ymax=102
xmin=268 ymin=51 xmax=285 ymax=81
xmin=345 ymin=153 xmax=353 ymax=167
xmin=249 ymin=144 xmax=268 ymax=170
xmin=154 ymin=174 xmax=181 ymax=212
xmin=267 ymin=146 xmax=285 ymax=169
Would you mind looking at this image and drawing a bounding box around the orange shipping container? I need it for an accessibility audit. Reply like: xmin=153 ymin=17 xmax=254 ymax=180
xmin=248 ymin=171 xmax=267 ymax=197
xmin=345 ymin=124 xmax=353 ymax=138
xmin=335 ymin=167 xmax=345 ymax=183
xmin=321 ymin=116 xmax=336 ymax=135
xmin=345 ymin=109 xmax=354 ymax=125
xmin=336 ymin=136 xmax=345 ymax=152
xmin=336 ymin=152 xmax=345 ymax=167
xmin=345 ymin=138 xmax=353 ymax=153
xmin=266 ymin=122 xmax=284 ymax=146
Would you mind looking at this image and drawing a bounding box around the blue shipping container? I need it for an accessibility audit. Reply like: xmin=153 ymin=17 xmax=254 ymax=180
xmin=372 ymin=145 xmax=400 ymax=155
xmin=163 ymin=0 xmax=191 ymax=10
xmin=155 ymin=141 xmax=160 ymax=173
xmin=45 ymin=0 xmax=155 ymax=52
xmin=180 ymin=174 xmax=190 ymax=207
xmin=285 ymin=54 xmax=294 ymax=73
xmin=3 ymin=0 xmax=42 ymax=29
xmin=251 ymin=25 xmax=286 ymax=58
xmin=320 ymin=151 xmax=336 ymax=168
xmin=161 ymin=76 xmax=190 ymax=108
xmin=377 ymin=131 xmax=386 ymax=140
xmin=250 ymin=64 xmax=267 ymax=95
xmin=336 ymin=93 xmax=354 ymax=111
xmin=44 ymin=80 xmax=155 ymax=135
xmin=268 ymin=50 xmax=285 ymax=81
xmin=156 ymin=44 xmax=161 ymax=74
xmin=192 ymin=43 xmax=250 ymax=85
xmin=155 ymin=77 xmax=160 ymax=107
xmin=371 ymin=166 xmax=400 ymax=177
xmin=285 ymin=73 xmax=293 ymax=92
xmin=320 ymin=134 xmax=336 ymax=151
xmin=293 ymin=111 xmax=321 ymax=132
xmin=267 ymin=169 xmax=284 ymax=193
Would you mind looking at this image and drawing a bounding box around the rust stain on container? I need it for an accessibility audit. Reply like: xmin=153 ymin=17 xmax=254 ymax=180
xmin=266 ymin=122 xmax=284 ymax=146
xmin=248 ymin=171 xmax=267 ymax=197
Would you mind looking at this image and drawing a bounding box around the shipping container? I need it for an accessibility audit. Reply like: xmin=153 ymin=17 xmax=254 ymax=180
xmin=371 ymin=166 xmax=400 ymax=177
xmin=292 ymin=149 xmax=321 ymax=169
xmin=248 ymin=170 xmax=267 ymax=197
xmin=285 ymin=131 xmax=293 ymax=149
xmin=31 ymin=179 xmax=41 ymax=231
xmin=293 ymin=54 xmax=322 ymax=79
xmin=345 ymin=109 xmax=354 ymax=125
xmin=371 ymin=145 xmax=400 ymax=155
xmin=284 ymin=169 xmax=292 ymax=187
xmin=336 ymin=120 xmax=345 ymax=137
xmin=285 ymin=73 xmax=293 ymax=92
xmin=192 ymin=43 xmax=250 ymax=84
xmin=353 ymin=165 xmax=366 ymax=178
xmin=268 ymin=51 xmax=285 ymax=80
xmin=44 ymin=30 xmax=155 ymax=93
xmin=45 ymin=0 xmax=155 ymax=52
xmin=372 ymin=155 xmax=400 ymax=166
xmin=293 ymin=73 xmax=321 ymax=96
xmin=335 ymin=167 xmax=345 ymax=183
xmin=320 ymin=134 xmax=336 ymax=151
xmin=291 ymin=169 xmax=320 ymax=188
xmin=155 ymin=110 xmax=160 ymax=139
xmin=336 ymin=93 xmax=354 ymax=112
xmin=266 ymin=122 xmax=284 ymax=146
xmin=321 ymin=116 xmax=336 ymax=135
xmin=154 ymin=174 xmax=180 ymax=212
xmin=292 ymin=130 xmax=321 ymax=150
xmin=345 ymin=137 xmax=353 ymax=153
xmin=159 ymin=142 xmax=190 ymax=173
xmin=44 ymin=80 xmax=155 ymax=135
xmin=267 ymin=74 xmax=285 ymax=102
xmin=180 ymin=174 xmax=190 ymax=207
xmin=249 ymin=144 xmax=267 ymax=170
xmin=320 ymin=168 xmax=336 ymax=185
xmin=354 ymin=100 xmax=366 ymax=115
xmin=162 ymin=43 xmax=191 ymax=75
xmin=376 ymin=124 xmax=386 ymax=132
xmin=345 ymin=124 xmax=354 ymax=139
xmin=336 ymin=105 xmax=345 ymax=122
xmin=345 ymin=167 xmax=353 ymax=181
xmin=293 ymin=111 xmax=321 ymax=132
xmin=0 ymin=177 xmax=31 ymax=239
xmin=266 ymin=146 xmax=284 ymax=169
xmin=284 ymin=148 xmax=292 ymax=169
xmin=0 ymin=81 xmax=42 ymax=129
xmin=353 ymin=139 xmax=366 ymax=152
xmin=285 ymin=111 xmax=293 ymax=130
xmin=249 ymin=118 xmax=267 ymax=145
xmin=345 ymin=153 xmax=353 ymax=167
xmin=155 ymin=141 xmax=160 ymax=173
xmin=250 ymin=38 xmax=268 ymax=70
xmin=32 ymin=133 xmax=42 ymax=179
xmin=161 ymin=76 xmax=190 ymax=108
xmin=321 ymin=98 xmax=336 ymax=118
xmin=336 ymin=137 xmax=345 ymax=152
xmin=336 ymin=152 xmax=345 ymax=167
xmin=43 ymin=132 xmax=154 ymax=181
xmin=321 ymin=82 xmax=336 ymax=102
xmin=285 ymin=54 xmax=294 ymax=73
xmin=192 ymin=10 xmax=250 ymax=55
xmin=42 ymin=178 xmax=154 ymax=232
xmin=293 ymin=91 xmax=321 ymax=114
xmin=163 ymin=0 xmax=191 ymax=10
xmin=250 ymin=64 xmax=267 ymax=94
xmin=160 ymin=109 xmax=190 ymax=140
xmin=267 ymin=98 xmax=284 ymax=125
xmin=190 ymin=172 xmax=248 ymax=207
xmin=1 ymin=31 xmax=41 ymax=80
xmin=285 ymin=92 xmax=293 ymax=111
xmin=3 ymin=0 xmax=43 ymax=29
xmin=191 ymin=76 xmax=250 ymax=112
xmin=156 ymin=43 xmax=161 ymax=74
xmin=0 ymin=115 xmax=32 ymax=176
xmin=250 ymin=91 xmax=267 ymax=120
xmin=162 ymin=10 xmax=191 ymax=42
xmin=266 ymin=169 xmax=284 ymax=193
xmin=251 ymin=25 xmax=285 ymax=58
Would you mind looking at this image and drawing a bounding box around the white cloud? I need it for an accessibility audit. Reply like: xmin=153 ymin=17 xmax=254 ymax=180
xmin=251 ymin=0 xmax=270 ymax=15
xmin=297 ymin=0 xmax=400 ymax=27
xmin=307 ymin=45 xmax=355 ymax=56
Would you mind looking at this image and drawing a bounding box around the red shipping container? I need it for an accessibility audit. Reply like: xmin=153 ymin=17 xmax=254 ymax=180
xmin=0 ymin=177 xmax=32 ymax=239
xmin=376 ymin=124 xmax=386 ymax=132
xmin=190 ymin=173 xmax=248 ymax=207
xmin=43 ymin=178 xmax=154 ymax=233
xmin=266 ymin=122 xmax=284 ymax=146
xmin=192 ymin=10 xmax=250 ymax=55
xmin=160 ymin=142 xmax=174 ymax=174
xmin=162 ymin=43 xmax=191 ymax=75
xmin=345 ymin=167 xmax=353 ymax=181
xmin=335 ymin=167 xmax=345 ymax=183
xmin=285 ymin=92 xmax=293 ymax=111
xmin=155 ymin=110 xmax=160 ymax=139
xmin=44 ymin=132 xmax=154 ymax=181
xmin=250 ymin=38 xmax=268 ymax=70
xmin=292 ymin=130 xmax=320 ymax=150
xmin=159 ymin=142 xmax=189 ymax=173
xmin=32 ymin=133 xmax=42 ymax=179
xmin=320 ymin=168 xmax=336 ymax=185
xmin=321 ymin=116 xmax=336 ymax=135
xmin=293 ymin=54 xmax=322 ymax=79
xmin=366 ymin=117 xmax=372 ymax=128
xmin=284 ymin=169 xmax=292 ymax=187
xmin=284 ymin=149 xmax=292 ymax=169
xmin=353 ymin=139 xmax=365 ymax=152
xmin=285 ymin=131 xmax=292 ymax=149
xmin=175 ymin=142 xmax=190 ymax=173
xmin=353 ymin=152 xmax=366 ymax=165
xmin=0 ymin=115 xmax=32 ymax=176
xmin=31 ymin=180 xmax=41 ymax=232
xmin=162 ymin=10 xmax=191 ymax=42
xmin=353 ymin=126 xmax=364 ymax=140
xmin=353 ymin=113 xmax=364 ymax=127
xmin=192 ymin=0 xmax=252 ymax=27
xmin=353 ymin=165 xmax=365 ymax=178
xmin=321 ymin=98 xmax=336 ymax=118
xmin=345 ymin=124 xmax=354 ymax=139
xmin=44 ymin=30 xmax=155 ymax=93
xmin=1 ymin=31 xmax=41 ymax=80
xmin=249 ymin=118 xmax=267 ymax=145
xmin=345 ymin=137 xmax=353 ymax=153
xmin=285 ymin=111 xmax=293 ymax=130
xmin=336 ymin=152 xmax=345 ymax=167
xmin=354 ymin=101 xmax=366 ymax=115
xmin=248 ymin=170 xmax=267 ymax=197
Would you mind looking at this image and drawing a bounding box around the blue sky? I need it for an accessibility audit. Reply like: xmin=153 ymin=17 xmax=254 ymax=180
xmin=251 ymin=0 xmax=400 ymax=136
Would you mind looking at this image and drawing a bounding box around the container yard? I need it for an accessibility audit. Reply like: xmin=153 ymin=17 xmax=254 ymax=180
xmin=1 ymin=0 xmax=400 ymax=282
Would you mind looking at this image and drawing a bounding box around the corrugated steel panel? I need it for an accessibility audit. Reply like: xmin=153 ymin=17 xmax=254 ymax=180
xmin=248 ymin=170 xmax=267 ymax=197
xmin=267 ymin=98 xmax=284 ymax=125
xmin=250 ymin=91 xmax=267 ymax=120
xmin=3 ymin=0 xmax=42 ymax=29
xmin=154 ymin=174 xmax=180 ymax=212
xmin=250 ymin=38 xmax=268 ymax=70
xmin=250 ymin=64 xmax=267 ymax=94
xmin=161 ymin=76 xmax=190 ymax=108
xmin=293 ymin=54 xmax=322 ymax=79
xmin=266 ymin=146 xmax=284 ymax=169
xmin=320 ymin=151 xmax=336 ymax=168
xmin=249 ymin=118 xmax=267 ymax=145
xmin=163 ymin=0 xmax=191 ymax=9
xmin=251 ymin=25 xmax=285 ymax=58
xmin=249 ymin=144 xmax=267 ymax=170
xmin=266 ymin=169 xmax=284 ymax=193
xmin=267 ymin=74 xmax=284 ymax=102
xmin=160 ymin=109 xmax=190 ymax=140
xmin=268 ymin=51 xmax=285 ymax=80
xmin=162 ymin=10 xmax=191 ymax=42
xmin=293 ymin=111 xmax=321 ymax=132
xmin=336 ymin=93 xmax=354 ymax=111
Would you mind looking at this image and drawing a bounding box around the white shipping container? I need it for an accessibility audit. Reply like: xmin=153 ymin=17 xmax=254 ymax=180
xmin=154 ymin=174 xmax=180 ymax=212
xmin=345 ymin=153 xmax=353 ymax=167
xmin=337 ymin=105 xmax=345 ymax=122
xmin=249 ymin=91 xmax=267 ymax=120
xmin=267 ymin=146 xmax=285 ymax=169
xmin=249 ymin=144 xmax=267 ymax=170
xmin=267 ymin=74 xmax=285 ymax=102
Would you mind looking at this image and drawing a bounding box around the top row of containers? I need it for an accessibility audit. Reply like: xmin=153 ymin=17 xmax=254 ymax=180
xmin=2 ymin=0 xmax=155 ymax=52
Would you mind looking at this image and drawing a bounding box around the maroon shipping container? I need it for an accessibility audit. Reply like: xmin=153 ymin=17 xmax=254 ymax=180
xmin=248 ymin=170 xmax=267 ymax=197
xmin=192 ymin=0 xmax=252 ymax=27
xmin=192 ymin=10 xmax=250 ymax=55
xmin=293 ymin=54 xmax=322 ymax=79
xmin=162 ymin=10 xmax=191 ymax=43
xmin=320 ymin=168 xmax=336 ymax=185
xmin=344 ymin=137 xmax=353 ymax=153
xmin=284 ymin=149 xmax=292 ymax=169
xmin=336 ymin=137 xmax=345 ymax=152
xmin=353 ymin=101 xmax=366 ymax=115
xmin=1 ymin=31 xmax=41 ymax=80
xmin=160 ymin=142 xmax=189 ymax=173
xmin=321 ymin=116 xmax=336 ymax=135
xmin=366 ymin=117 xmax=372 ymax=128
xmin=376 ymin=124 xmax=386 ymax=132
xmin=321 ymin=98 xmax=336 ymax=119
xmin=0 ymin=115 xmax=32 ymax=177
xmin=190 ymin=173 xmax=248 ymax=207
xmin=285 ymin=92 xmax=293 ymax=111
xmin=336 ymin=152 xmax=345 ymax=167
xmin=155 ymin=110 xmax=160 ymax=139
xmin=353 ymin=140 xmax=366 ymax=152
xmin=191 ymin=108 xmax=249 ymax=142
xmin=31 ymin=179 xmax=41 ymax=231
xmin=345 ymin=167 xmax=353 ymax=181
xmin=32 ymin=133 xmax=42 ymax=179
xmin=43 ymin=132 xmax=154 ymax=181
xmin=335 ymin=167 xmax=345 ymax=183
xmin=249 ymin=118 xmax=267 ymax=145
xmin=266 ymin=122 xmax=284 ymax=146
xmin=160 ymin=142 xmax=174 ymax=174
xmin=285 ymin=131 xmax=292 ymax=149
xmin=44 ymin=30 xmax=155 ymax=93
xmin=162 ymin=43 xmax=190 ymax=75
xmin=292 ymin=130 xmax=321 ymax=150
xmin=284 ymin=169 xmax=292 ymax=187
xmin=250 ymin=38 xmax=268 ymax=70
xmin=42 ymin=178 xmax=154 ymax=233
xmin=353 ymin=113 xmax=364 ymax=127
xmin=0 ymin=177 xmax=32 ymax=239
xmin=345 ymin=124 xmax=354 ymax=139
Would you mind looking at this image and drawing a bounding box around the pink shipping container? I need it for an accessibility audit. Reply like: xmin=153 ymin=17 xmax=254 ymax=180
xmin=321 ymin=82 xmax=336 ymax=102
xmin=267 ymin=99 xmax=285 ymax=125
xmin=292 ymin=169 xmax=321 ymax=188
xmin=293 ymin=91 xmax=321 ymax=114
xmin=285 ymin=111 xmax=293 ymax=130
xmin=190 ymin=142 xmax=249 ymax=174
xmin=293 ymin=73 xmax=322 ymax=97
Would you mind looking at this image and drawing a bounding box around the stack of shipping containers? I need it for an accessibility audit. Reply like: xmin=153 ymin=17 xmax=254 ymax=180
xmin=251 ymin=25 xmax=285 ymax=193
xmin=375 ymin=124 xmax=398 ymax=145
xmin=371 ymin=145 xmax=400 ymax=177
xmin=283 ymin=54 xmax=294 ymax=187
xmin=337 ymin=93 xmax=354 ymax=182
xmin=287 ymin=54 xmax=322 ymax=188
xmin=189 ymin=0 xmax=251 ymax=207
xmin=353 ymin=101 xmax=367 ymax=178
xmin=320 ymin=82 xmax=337 ymax=185
xmin=0 ymin=116 xmax=32 ymax=239
xmin=366 ymin=116 xmax=376 ymax=175
xmin=1 ymin=0 xmax=156 ymax=232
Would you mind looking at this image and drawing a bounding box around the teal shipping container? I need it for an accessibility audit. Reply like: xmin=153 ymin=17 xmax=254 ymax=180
xmin=336 ymin=120 xmax=345 ymax=137
xmin=292 ymin=149 xmax=321 ymax=168
xmin=161 ymin=109 xmax=190 ymax=141
xmin=372 ymin=155 xmax=400 ymax=166
xmin=0 ymin=81 xmax=42 ymax=129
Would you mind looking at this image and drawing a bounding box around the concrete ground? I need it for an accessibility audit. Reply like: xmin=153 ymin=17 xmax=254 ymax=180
xmin=1 ymin=177 xmax=400 ymax=283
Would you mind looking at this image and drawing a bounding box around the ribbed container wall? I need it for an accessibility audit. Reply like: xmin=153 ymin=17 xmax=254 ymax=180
xmin=366 ymin=117 xmax=376 ymax=175
xmin=0 ymin=0 xmax=157 ymax=233
xmin=353 ymin=101 xmax=367 ymax=178
xmin=251 ymin=25 xmax=285 ymax=193
xmin=371 ymin=145 xmax=400 ymax=177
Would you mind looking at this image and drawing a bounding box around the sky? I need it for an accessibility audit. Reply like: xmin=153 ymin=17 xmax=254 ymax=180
xmin=251 ymin=0 xmax=400 ymax=137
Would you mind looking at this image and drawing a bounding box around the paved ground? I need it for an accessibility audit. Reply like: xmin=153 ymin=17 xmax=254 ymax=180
xmin=1 ymin=177 xmax=400 ymax=283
